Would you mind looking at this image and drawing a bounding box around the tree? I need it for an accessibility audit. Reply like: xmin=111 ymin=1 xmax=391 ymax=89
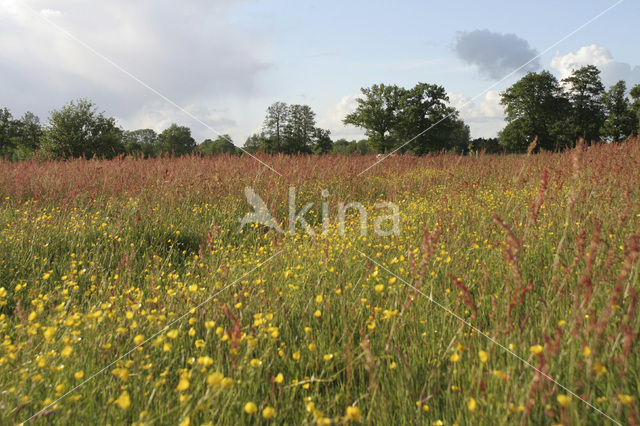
xmin=563 ymin=65 xmax=605 ymax=143
xmin=313 ymin=128 xmax=333 ymax=154
xmin=284 ymin=104 xmax=316 ymax=153
xmin=243 ymin=133 xmax=268 ymax=153
xmin=600 ymin=81 xmax=637 ymax=141
xmin=122 ymin=129 xmax=159 ymax=158
xmin=631 ymin=84 xmax=640 ymax=131
xmin=396 ymin=83 xmax=469 ymax=154
xmin=263 ymin=102 xmax=289 ymax=152
xmin=41 ymin=99 xmax=123 ymax=159
xmin=199 ymin=135 xmax=239 ymax=155
xmin=500 ymin=71 xmax=571 ymax=152
xmin=158 ymin=124 xmax=195 ymax=156
xmin=344 ymin=84 xmax=402 ymax=152
xmin=12 ymin=112 xmax=43 ymax=160
xmin=0 ymin=108 xmax=18 ymax=158
xmin=469 ymin=137 xmax=503 ymax=154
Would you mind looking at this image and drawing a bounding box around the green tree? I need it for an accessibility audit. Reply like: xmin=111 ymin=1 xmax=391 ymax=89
xmin=344 ymin=84 xmax=402 ymax=153
xmin=158 ymin=124 xmax=195 ymax=156
xmin=41 ymin=99 xmax=123 ymax=159
xmin=563 ymin=65 xmax=605 ymax=143
xmin=313 ymin=128 xmax=333 ymax=154
xmin=12 ymin=112 xmax=43 ymax=160
xmin=0 ymin=108 xmax=18 ymax=158
xmin=198 ymin=135 xmax=238 ymax=155
xmin=243 ymin=133 xmax=268 ymax=153
xmin=398 ymin=83 xmax=469 ymax=154
xmin=284 ymin=104 xmax=316 ymax=153
xmin=600 ymin=81 xmax=637 ymax=141
xmin=631 ymin=84 xmax=640 ymax=131
xmin=122 ymin=129 xmax=159 ymax=158
xmin=263 ymin=102 xmax=289 ymax=153
xmin=499 ymin=71 xmax=571 ymax=152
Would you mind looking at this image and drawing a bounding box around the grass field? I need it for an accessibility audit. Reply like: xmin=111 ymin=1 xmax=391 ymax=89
xmin=1 ymin=139 xmax=639 ymax=425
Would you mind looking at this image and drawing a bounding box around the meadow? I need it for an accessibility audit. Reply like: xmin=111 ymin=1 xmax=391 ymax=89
xmin=0 ymin=139 xmax=639 ymax=425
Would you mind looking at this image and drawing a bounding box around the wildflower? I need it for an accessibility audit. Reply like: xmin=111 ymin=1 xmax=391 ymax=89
xmin=346 ymin=406 xmax=361 ymax=421
xmin=389 ymin=361 xmax=397 ymax=370
xmin=478 ymin=350 xmax=489 ymax=363
xmin=60 ymin=345 xmax=73 ymax=357
xmin=618 ymin=395 xmax=634 ymax=405
xmin=175 ymin=377 xmax=190 ymax=392
xmin=197 ymin=356 xmax=214 ymax=366
xmin=195 ymin=339 xmax=205 ymax=348
xmin=557 ymin=395 xmax=571 ymax=407
xmin=582 ymin=346 xmax=591 ymax=357
xmin=205 ymin=320 xmax=216 ymax=330
xmin=308 ymin=343 xmax=317 ymax=352
xmin=323 ymin=353 xmax=334 ymax=361
xmin=221 ymin=377 xmax=234 ymax=389
xmin=292 ymin=351 xmax=301 ymax=360
xmin=274 ymin=373 xmax=284 ymax=384
xmin=133 ymin=334 xmax=144 ymax=345
xmin=374 ymin=284 xmax=385 ymax=292
xmin=115 ymin=391 xmax=131 ymax=410
xmin=179 ymin=417 xmax=190 ymax=426
xmin=207 ymin=372 xmax=223 ymax=387
xmin=315 ymin=295 xmax=323 ymax=303
xmin=450 ymin=353 xmax=460 ymax=363
xmin=262 ymin=406 xmax=275 ymax=419
xmin=468 ymin=397 xmax=477 ymax=412
xmin=592 ymin=362 xmax=607 ymax=376
xmin=250 ymin=358 xmax=262 ymax=367
xmin=529 ymin=345 xmax=543 ymax=355
xmin=314 ymin=310 xmax=322 ymax=318
xmin=74 ymin=371 xmax=84 ymax=380
xmin=167 ymin=329 xmax=179 ymax=339
xmin=244 ymin=402 xmax=257 ymax=414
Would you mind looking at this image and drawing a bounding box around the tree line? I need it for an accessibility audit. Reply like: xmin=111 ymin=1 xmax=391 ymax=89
xmin=1 ymin=65 xmax=638 ymax=160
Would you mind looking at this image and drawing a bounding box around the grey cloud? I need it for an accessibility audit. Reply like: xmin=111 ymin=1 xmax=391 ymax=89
xmin=0 ymin=0 xmax=270 ymax=137
xmin=454 ymin=29 xmax=540 ymax=80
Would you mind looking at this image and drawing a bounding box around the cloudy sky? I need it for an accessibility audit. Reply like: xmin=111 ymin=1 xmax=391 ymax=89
xmin=1 ymin=0 xmax=639 ymax=144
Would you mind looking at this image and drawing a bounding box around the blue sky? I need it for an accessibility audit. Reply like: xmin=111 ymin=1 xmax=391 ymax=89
xmin=1 ymin=0 xmax=639 ymax=143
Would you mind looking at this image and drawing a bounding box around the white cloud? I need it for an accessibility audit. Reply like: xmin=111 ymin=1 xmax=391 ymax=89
xmin=0 ymin=0 xmax=271 ymax=141
xmin=447 ymin=90 xmax=505 ymax=138
xmin=317 ymin=94 xmax=365 ymax=141
xmin=551 ymin=45 xmax=640 ymax=87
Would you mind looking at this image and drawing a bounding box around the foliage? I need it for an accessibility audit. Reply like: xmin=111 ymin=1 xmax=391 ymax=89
xmin=562 ymin=65 xmax=606 ymax=143
xmin=600 ymin=81 xmax=638 ymax=141
xmin=158 ymin=124 xmax=196 ymax=156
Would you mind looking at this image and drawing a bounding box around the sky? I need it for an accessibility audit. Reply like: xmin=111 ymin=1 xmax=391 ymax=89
xmin=1 ymin=0 xmax=639 ymax=145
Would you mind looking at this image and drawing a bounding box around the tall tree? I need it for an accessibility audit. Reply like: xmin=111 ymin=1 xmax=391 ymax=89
xmin=344 ymin=84 xmax=402 ymax=152
xmin=313 ymin=128 xmax=333 ymax=154
xmin=395 ymin=83 xmax=469 ymax=154
xmin=600 ymin=81 xmax=637 ymax=141
xmin=631 ymin=84 xmax=640 ymax=131
xmin=0 ymin=108 xmax=17 ymax=157
xmin=263 ymin=102 xmax=289 ymax=153
xmin=563 ymin=65 xmax=605 ymax=143
xmin=158 ymin=124 xmax=195 ymax=156
xmin=284 ymin=104 xmax=316 ymax=153
xmin=244 ymin=132 xmax=268 ymax=153
xmin=500 ymin=71 xmax=571 ymax=152
xmin=41 ymin=99 xmax=123 ymax=159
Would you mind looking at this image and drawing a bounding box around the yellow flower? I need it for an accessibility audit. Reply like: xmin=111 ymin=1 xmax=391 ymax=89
xmin=374 ymin=284 xmax=385 ymax=292
xmin=592 ymin=361 xmax=607 ymax=376
xmin=262 ymin=406 xmax=275 ymax=419
xmin=618 ymin=394 xmax=634 ymax=405
xmin=529 ymin=345 xmax=543 ymax=355
xmin=389 ymin=361 xmax=397 ymax=370
xmin=323 ymin=353 xmax=334 ymax=361
xmin=274 ymin=373 xmax=284 ymax=384
xmin=468 ymin=397 xmax=477 ymax=412
xmin=60 ymin=345 xmax=73 ymax=358
xmin=207 ymin=372 xmax=224 ymax=387
xmin=449 ymin=353 xmax=460 ymax=363
xmin=167 ymin=329 xmax=179 ymax=339
xmin=221 ymin=377 xmax=234 ymax=389
xmin=557 ymin=394 xmax=571 ymax=407
xmin=492 ymin=370 xmax=507 ymax=380
xmin=133 ymin=334 xmax=144 ymax=345
xmin=292 ymin=351 xmax=301 ymax=360
xmin=195 ymin=339 xmax=205 ymax=348
xmin=582 ymin=346 xmax=591 ymax=357
xmin=175 ymin=377 xmax=190 ymax=392
xmin=388 ymin=277 xmax=397 ymax=284
xmin=115 ymin=391 xmax=131 ymax=410
xmin=179 ymin=417 xmax=190 ymax=426
xmin=205 ymin=320 xmax=216 ymax=330
xmin=308 ymin=343 xmax=317 ymax=352
xmin=244 ymin=401 xmax=257 ymax=415
xmin=197 ymin=356 xmax=214 ymax=366
xmin=478 ymin=350 xmax=489 ymax=363
xmin=346 ymin=406 xmax=361 ymax=421
xmin=74 ymin=371 xmax=84 ymax=380
xmin=315 ymin=295 xmax=323 ymax=303
xmin=314 ymin=310 xmax=322 ymax=318
xmin=250 ymin=358 xmax=262 ymax=367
